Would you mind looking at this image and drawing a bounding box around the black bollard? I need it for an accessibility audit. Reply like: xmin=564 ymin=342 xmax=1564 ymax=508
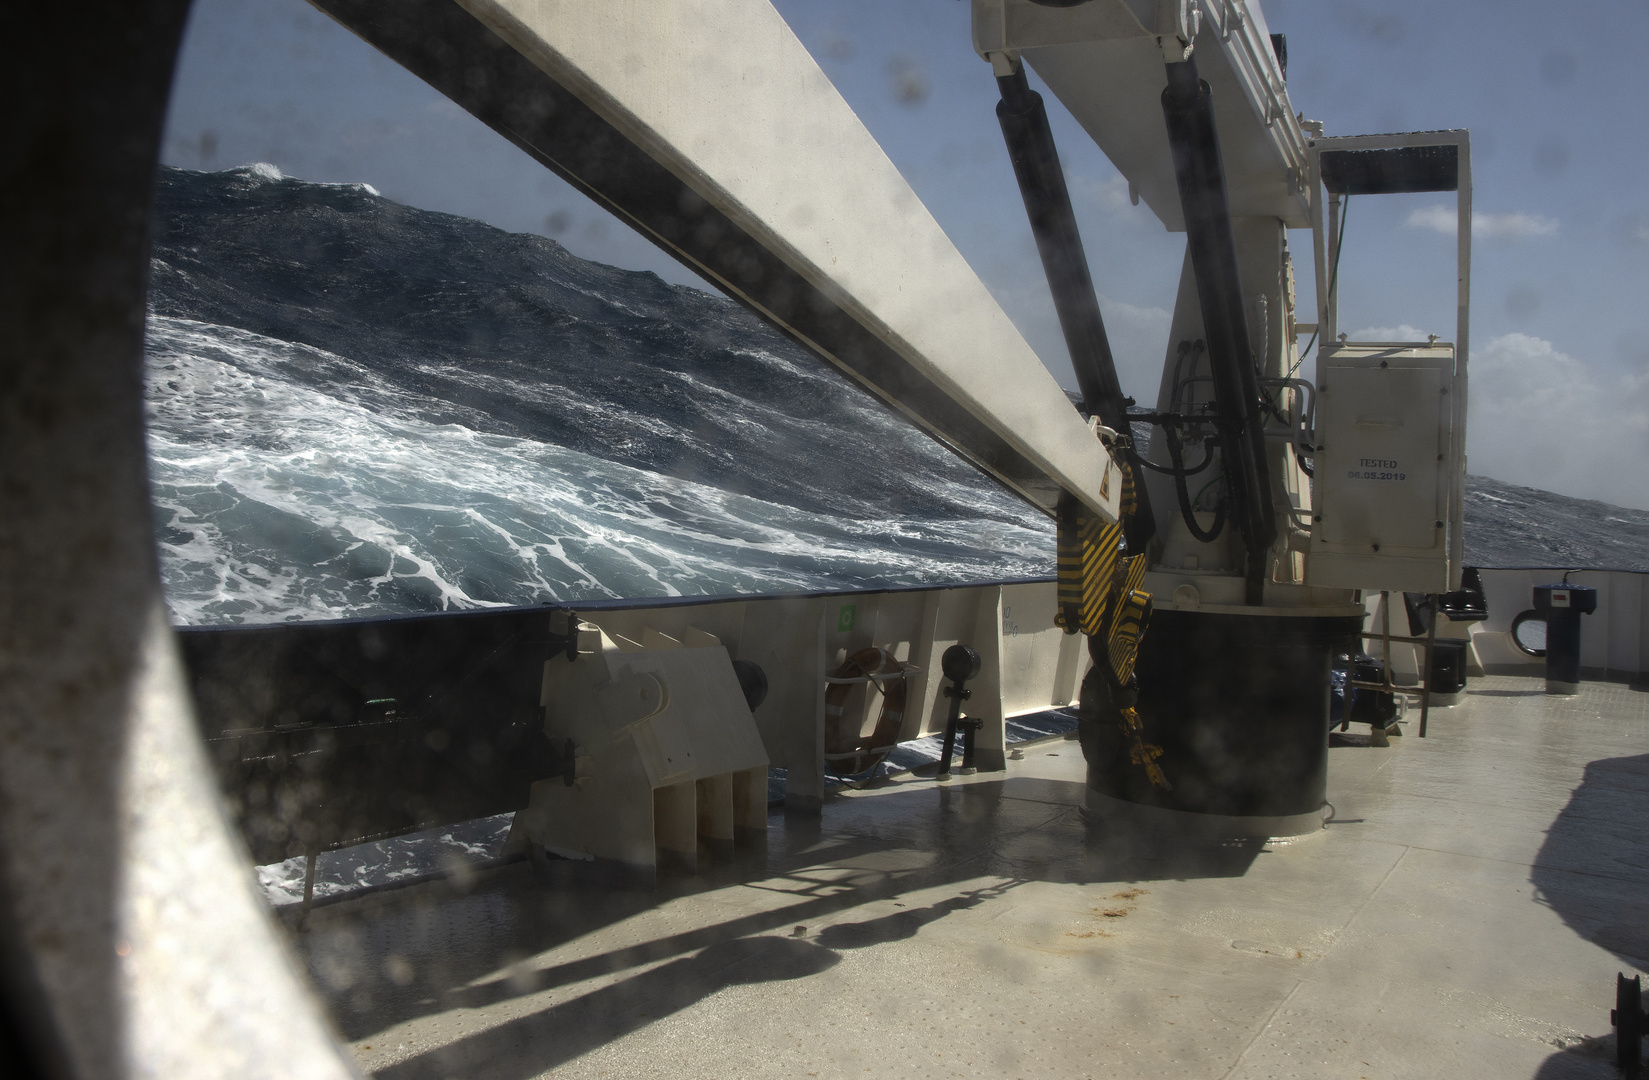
xmin=1614 ymin=972 xmax=1646 ymax=1076
xmin=935 ymin=644 xmax=982 ymax=781
xmin=1534 ymin=582 xmax=1597 ymax=694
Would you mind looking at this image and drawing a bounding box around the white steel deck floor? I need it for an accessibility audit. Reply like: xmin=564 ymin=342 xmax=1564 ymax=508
xmin=296 ymin=675 xmax=1649 ymax=1079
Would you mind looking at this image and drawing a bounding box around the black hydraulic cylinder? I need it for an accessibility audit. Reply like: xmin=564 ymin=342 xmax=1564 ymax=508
xmin=995 ymin=64 xmax=1155 ymax=550
xmin=1160 ymin=58 xmax=1277 ymax=602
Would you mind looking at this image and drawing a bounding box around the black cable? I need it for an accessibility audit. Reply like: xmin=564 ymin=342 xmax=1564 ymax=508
xmin=1170 ymin=431 xmax=1226 ymax=542
xmin=1288 ymin=194 xmax=1351 ymax=382
xmin=1134 ymin=432 xmax=1216 ymax=477
xmin=1169 ymin=339 xmax=1205 ymax=415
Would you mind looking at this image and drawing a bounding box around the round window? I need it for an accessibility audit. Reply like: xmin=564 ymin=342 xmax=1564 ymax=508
xmin=1510 ymin=609 xmax=1547 ymax=658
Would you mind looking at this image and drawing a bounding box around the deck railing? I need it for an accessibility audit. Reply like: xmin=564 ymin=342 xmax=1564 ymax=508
xmin=1368 ymin=568 xmax=1648 ymax=689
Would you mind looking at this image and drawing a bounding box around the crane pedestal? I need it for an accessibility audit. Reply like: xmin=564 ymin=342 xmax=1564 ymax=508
xmin=1080 ymin=610 xmax=1362 ymax=839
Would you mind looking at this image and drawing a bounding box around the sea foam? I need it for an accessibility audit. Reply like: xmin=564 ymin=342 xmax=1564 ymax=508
xmin=145 ymin=314 xmax=1055 ymax=625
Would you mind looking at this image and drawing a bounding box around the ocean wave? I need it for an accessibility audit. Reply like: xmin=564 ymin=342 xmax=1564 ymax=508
xmin=145 ymin=315 xmax=1055 ymax=625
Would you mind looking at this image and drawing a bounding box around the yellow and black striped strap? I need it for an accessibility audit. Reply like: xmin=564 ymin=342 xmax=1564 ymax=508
xmin=1055 ymin=501 xmax=1122 ymax=638
xmin=1106 ymin=585 xmax=1152 ymax=686
xmin=1055 ymin=478 xmax=1169 ymax=791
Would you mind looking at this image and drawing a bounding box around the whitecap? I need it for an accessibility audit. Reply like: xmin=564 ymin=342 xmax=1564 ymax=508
xmin=143 ymin=315 xmax=1055 ymax=625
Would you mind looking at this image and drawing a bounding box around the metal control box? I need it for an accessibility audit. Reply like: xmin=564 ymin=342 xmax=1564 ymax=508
xmin=1306 ymin=343 xmax=1463 ymax=593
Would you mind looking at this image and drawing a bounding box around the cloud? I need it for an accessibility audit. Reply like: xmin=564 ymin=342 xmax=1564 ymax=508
xmin=1405 ymin=206 xmax=1558 ymax=239
xmin=1476 ymin=211 xmax=1560 ymax=238
xmin=1349 ymin=324 xmax=1432 ymax=342
xmin=1467 ymin=333 xmax=1649 ymax=509
xmin=1072 ymin=174 xmax=1134 ymax=214
xmin=1404 ymin=206 xmax=1459 ymax=234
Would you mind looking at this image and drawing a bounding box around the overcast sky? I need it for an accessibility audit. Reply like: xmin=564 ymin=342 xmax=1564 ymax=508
xmin=160 ymin=0 xmax=1649 ymax=510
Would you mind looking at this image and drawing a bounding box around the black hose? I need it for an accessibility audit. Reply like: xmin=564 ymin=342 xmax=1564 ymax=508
xmin=1135 ymin=430 xmax=1215 ymax=477
xmin=1169 ymin=429 xmax=1226 ymax=542
xmin=1176 ymin=472 xmax=1226 ymax=543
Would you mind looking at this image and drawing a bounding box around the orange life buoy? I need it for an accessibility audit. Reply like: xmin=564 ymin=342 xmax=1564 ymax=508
xmin=823 ymin=647 xmax=908 ymax=775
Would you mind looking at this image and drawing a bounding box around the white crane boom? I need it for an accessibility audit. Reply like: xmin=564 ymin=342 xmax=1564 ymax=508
xmin=974 ymin=0 xmax=1309 ymax=231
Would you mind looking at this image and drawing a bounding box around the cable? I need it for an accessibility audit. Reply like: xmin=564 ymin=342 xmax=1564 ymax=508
xmin=1169 ymin=339 xmax=1206 ymax=415
xmin=1178 ymin=467 xmax=1226 ymax=543
xmin=1136 ymin=431 xmax=1216 ymax=477
xmin=1287 ymin=193 xmax=1350 ymax=382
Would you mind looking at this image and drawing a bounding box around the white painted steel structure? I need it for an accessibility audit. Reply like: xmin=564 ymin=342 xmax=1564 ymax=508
xmin=1309 ymin=343 xmax=1463 ymax=593
xmin=546 ymin=580 xmax=1097 ymax=813
xmin=1309 ymin=130 xmax=1473 ymax=592
xmin=974 ymin=0 xmax=1309 ymax=232
xmin=973 ymin=3 xmax=1473 ymax=601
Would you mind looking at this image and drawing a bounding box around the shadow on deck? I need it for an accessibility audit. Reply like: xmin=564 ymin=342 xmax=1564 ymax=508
xmin=292 ymin=775 xmax=1268 ymax=1079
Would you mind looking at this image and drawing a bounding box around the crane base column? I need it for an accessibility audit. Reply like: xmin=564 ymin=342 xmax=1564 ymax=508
xmin=1079 ymin=610 xmax=1362 ymax=837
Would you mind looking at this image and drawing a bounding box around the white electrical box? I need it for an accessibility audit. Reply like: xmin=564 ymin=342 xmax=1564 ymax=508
xmin=1306 ymin=343 xmax=1463 ymax=594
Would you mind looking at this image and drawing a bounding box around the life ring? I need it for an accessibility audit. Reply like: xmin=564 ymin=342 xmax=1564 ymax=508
xmin=823 ymin=647 xmax=908 ymax=775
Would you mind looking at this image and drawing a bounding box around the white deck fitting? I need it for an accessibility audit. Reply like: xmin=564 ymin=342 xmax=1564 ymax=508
xmin=298 ymin=675 xmax=1649 ymax=1079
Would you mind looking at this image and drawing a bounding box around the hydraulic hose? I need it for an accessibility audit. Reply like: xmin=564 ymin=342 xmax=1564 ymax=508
xmin=1167 ymin=427 xmax=1225 ymax=542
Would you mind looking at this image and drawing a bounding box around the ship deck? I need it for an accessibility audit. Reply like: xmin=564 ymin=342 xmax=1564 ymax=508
xmin=295 ymin=674 xmax=1649 ymax=1080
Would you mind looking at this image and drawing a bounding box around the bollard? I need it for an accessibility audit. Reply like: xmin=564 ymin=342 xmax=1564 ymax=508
xmin=1534 ymin=582 xmax=1597 ymax=695
xmin=935 ymin=644 xmax=981 ymax=781
xmin=1614 ymin=972 xmax=1646 ymax=1076
xmin=1428 ymin=640 xmax=1468 ymax=704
